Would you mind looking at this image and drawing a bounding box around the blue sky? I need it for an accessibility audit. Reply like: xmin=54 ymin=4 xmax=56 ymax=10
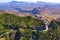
xmin=0 ymin=0 xmax=60 ymax=3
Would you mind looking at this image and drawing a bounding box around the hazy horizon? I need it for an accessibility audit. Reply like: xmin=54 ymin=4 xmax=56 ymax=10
xmin=0 ymin=0 xmax=60 ymax=3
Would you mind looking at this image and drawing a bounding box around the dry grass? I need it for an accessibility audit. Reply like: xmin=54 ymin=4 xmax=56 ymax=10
xmin=40 ymin=13 xmax=60 ymax=22
xmin=0 ymin=38 xmax=5 ymax=40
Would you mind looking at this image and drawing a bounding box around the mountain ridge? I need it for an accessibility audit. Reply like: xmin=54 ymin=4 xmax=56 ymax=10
xmin=0 ymin=1 xmax=60 ymax=21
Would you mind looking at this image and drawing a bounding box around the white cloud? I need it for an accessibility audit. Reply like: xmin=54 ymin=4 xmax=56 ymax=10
xmin=38 ymin=0 xmax=60 ymax=3
xmin=0 ymin=0 xmax=60 ymax=3
xmin=15 ymin=0 xmax=37 ymax=2
xmin=0 ymin=0 xmax=12 ymax=3
xmin=14 ymin=0 xmax=60 ymax=3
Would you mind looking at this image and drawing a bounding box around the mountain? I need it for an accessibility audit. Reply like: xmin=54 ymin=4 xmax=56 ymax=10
xmin=0 ymin=1 xmax=60 ymax=12
xmin=0 ymin=1 xmax=60 ymax=18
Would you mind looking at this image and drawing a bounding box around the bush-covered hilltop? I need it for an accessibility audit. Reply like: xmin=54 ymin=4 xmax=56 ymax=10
xmin=0 ymin=13 xmax=45 ymax=40
xmin=0 ymin=13 xmax=60 ymax=40
xmin=0 ymin=13 xmax=44 ymax=29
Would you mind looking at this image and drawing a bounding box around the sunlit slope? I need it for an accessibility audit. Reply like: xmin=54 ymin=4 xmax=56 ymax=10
xmin=0 ymin=13 xmax=44 ymax=29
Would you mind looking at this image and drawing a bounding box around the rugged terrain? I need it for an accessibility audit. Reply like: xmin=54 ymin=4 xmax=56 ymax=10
xmin=0 ymin=1 xmax=60 ymax=21
xmin=0 ymin=1 xmax=60 ymax=40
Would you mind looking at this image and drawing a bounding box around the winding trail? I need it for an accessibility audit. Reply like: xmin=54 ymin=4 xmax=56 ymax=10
xmin=32 ymin=25 xmax=48 ymax=31
xmin=42 ymin=25 xmax=48 ymax=31
xmin=32 ymin=19 xmax=49 ymax=31
xmin=43 ymin=19 xmax=49 ymax=31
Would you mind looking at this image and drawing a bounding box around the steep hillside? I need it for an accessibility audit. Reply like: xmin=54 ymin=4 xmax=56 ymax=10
xmin=0 ymin=13 xmax=45 ymax=40
xmin=0 ymin=1 xmax=60 ymax=40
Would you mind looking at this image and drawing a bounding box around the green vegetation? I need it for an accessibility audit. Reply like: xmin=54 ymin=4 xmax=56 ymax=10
xmin=0 ymin=13 xmax=44 ymax=40
xmin=39 ymin=20 xmax=60 ymax=40
xmin=0 ymin=13 xmax=60 ymax=40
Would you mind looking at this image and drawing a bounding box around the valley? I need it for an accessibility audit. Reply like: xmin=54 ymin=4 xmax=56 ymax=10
xmin=0 ymin=1 xmax=60 ymax=40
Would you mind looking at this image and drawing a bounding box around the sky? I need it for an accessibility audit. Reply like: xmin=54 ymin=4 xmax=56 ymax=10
xmin=0 ymin=0 xmax=60 ymax=3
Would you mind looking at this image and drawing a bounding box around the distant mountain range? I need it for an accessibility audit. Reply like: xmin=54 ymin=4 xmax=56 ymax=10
xmin=0 ymin=1 xmax=60 ymax=15
xmin=0 ymin=1 xmax=60 ymax=22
